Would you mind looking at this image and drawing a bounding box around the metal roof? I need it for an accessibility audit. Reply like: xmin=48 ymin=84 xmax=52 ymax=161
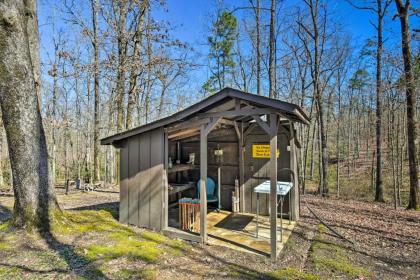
xmin=101 ymin=87 xmax=310 ymax=145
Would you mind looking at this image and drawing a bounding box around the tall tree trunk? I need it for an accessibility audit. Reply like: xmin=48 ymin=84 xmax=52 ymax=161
xmin=375 ymin=0 xmax=385 ymax=202
xmin=255 ymin=0 xmax=261 ymax=95
xmin=126 ymin=1 xmax=147 ymax=129
xmin=75 ymin=59 xmax=81 ymax=181
xmin=116 ymin=0 xmax=128 ymax=132
xmin=144 ymin=7 xmax=153 ymax=124
xmin=268 ymin=0 xmax=275 ymax=98
xmin=308 ymin=0 xmax=328 ymax=196
xmin=397 ymin=111 xmax=402 ymax=206
xmin=0 ymin=0 xmax=58 ymax=228
xmin=158 ymin=85 xmax=167 ymax=118
xmin=336 ymin=70 xmax=342 ymax=197
xmin=51 ymin=63 xmax=58 ymax=186
xmin=302 ymin=79 xmax=313 ymax=194
xmin=371 ymin=149 xmax=376 ymax=190
xmin=86 ymin=71 xmax=93 ymax=184
xmin=0 ymin=129 xmax=3 ymax=187
xmin=91 ymin=0 xmax=100 ymax=182
xmin=310 ymin=120 xmax=316 ymax=179
xmin=348 ymin=99 xmax=352 ymax=177
xmin=395 ymin=0 xmax=419 ymax=209
xmin=317 ymin=111 xmax=324 ymax=194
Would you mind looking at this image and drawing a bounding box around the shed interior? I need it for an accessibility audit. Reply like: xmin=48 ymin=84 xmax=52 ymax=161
xmin=166 ymin=123 xmax=294 ymax=229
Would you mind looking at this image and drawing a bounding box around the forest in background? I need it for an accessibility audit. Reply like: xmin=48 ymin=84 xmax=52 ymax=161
xmin=0 ymin=0 xmax=418 ymax=209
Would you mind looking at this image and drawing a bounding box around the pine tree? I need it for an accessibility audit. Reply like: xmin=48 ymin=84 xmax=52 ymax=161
xmin=203 ymin=11 xmax=237 ymax=93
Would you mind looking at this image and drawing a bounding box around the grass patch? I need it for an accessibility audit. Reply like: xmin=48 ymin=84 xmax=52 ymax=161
xmin=116 ymin=268 xmax=157 ymax=280
xmin=0 ymin=266 xmax=23 ymax=279
xmin=0 ymin=209 xmax=189 ymax=278
xmin=108 ymin=229 xmax=187 ymax=257
xmin=314 ymin=256 xmax=368 ymax=277
xmin=53 ymin=210 xmax=190 ymax=264
xmin=0 ymin=243 xmax=10 ymax=250
xmin=140 ymin=231 xmax=167 ymax=244
xmin=33 ymin=250 xmax=69 ymax=270
xmin=168 ymin=239 xmax=189 ymax=251
xmin=163 ymin=245 xmax=184 ymax=257
xmin=268 ymin=267 xmax=320 ymax=280
xmin=310 ymin=235 xmax=370 ymax=278
xmin=0 ymin=240 xmax=11 ymax=250
xmin=226 ymin=263 xmax=260 ymax=279
xmin=108 ymin=230 xmax=136 ymax=240
xmin=52 ymin=210 xmax=134 ymax=236
xmin=0 ymin=233 xmax=17 ymax=251
xmin=84 ymin=239 xmax=160 ymax=263
xmin=0 ymin=221 xmax=10 ymax=232
xmin=82 ymin=266 xmax=107 ymax=279
xmin=139 ymin=232 xmax=188 ymax=257
xmin=318 ymin=224 xmax=327 ymax=234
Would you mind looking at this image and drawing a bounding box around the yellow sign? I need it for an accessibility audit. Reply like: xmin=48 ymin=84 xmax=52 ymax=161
xmin=252 ymin=144 xmax=280 ymax=158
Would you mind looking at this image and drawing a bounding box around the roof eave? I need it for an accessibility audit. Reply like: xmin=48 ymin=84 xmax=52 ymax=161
xmin=100 ymin=87 xmax=310 ymax=145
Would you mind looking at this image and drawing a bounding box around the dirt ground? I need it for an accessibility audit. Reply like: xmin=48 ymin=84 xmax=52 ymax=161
xmin=0 ymin=186 xmax=418 ymax=279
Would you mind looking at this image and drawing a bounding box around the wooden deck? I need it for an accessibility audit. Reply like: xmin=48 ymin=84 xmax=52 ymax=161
xmin=206 ymin=210 xmax=295 ymax=256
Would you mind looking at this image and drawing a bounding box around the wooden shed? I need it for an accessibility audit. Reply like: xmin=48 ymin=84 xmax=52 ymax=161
xmin=101 ymin=87 xmax=309 ymax=259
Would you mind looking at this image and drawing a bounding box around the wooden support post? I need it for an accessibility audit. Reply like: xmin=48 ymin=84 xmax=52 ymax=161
xmin=235 ymin=121 xmax=245 ymax=213
xmin=65 ymin=179 xmax=69 ymax=195
xmin=290 ymin=121 xmax=299 ymax=220
xmin=200 ymin=124 xmax=208 ymax=243
xmin=252 ymin=113 xmax=279 ymax=259
xmin=269 ymin=114 xmax=278 ymax=260
xmin=217 ymin=166 xmax=221 ymax=210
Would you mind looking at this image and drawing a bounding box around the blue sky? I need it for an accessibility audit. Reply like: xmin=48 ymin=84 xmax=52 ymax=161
xmin=37 ymin=0 xmax=418 ymax=97
xmin=150 ymin=0 xmax=404 ymax=46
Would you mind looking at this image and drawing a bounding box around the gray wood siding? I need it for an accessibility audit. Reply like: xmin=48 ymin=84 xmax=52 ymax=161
xmin=128 ymin=135 xmax=140 ymax=225
xmin=139 ymin=133 xmax=151 ymax=228
xmin=119 ymin=140 xmax=129 ymax=223
xmin=119 ymin=128 xmax=165 ymax=231
xmin=149 ymin=129 xmax=164 ymax=230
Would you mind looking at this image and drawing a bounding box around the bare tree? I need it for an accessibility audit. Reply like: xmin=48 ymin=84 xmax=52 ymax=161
xmin=268 ymin=0 xmax=276 ymax=98
xmin=126 ymin=0 xmax=148 ymax=129
xmin=299 ymin=0 xmax=329 ymax=195
xmin=250 ymin=0 xmax=262 ymax=95
xmin=0 ymin=0 xmax=58 ymax=228
xmin=347 ymin=0 xmax=392 ymax=202
xmin=394 ymin=0 xmax=418 ymax=209
xmin=156 ymin=53 xmax=191 ymax=118
xmin=115 ymin=0 xmax=128 ymax=132
xmin=92 ymin=0 xmax=101 ymax=182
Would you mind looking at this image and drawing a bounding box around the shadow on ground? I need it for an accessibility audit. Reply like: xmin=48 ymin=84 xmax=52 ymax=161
xmin=0 ymin=204 xmax=12 ymax=222
xmin=0 ymin=204 xmax=109 ymax=279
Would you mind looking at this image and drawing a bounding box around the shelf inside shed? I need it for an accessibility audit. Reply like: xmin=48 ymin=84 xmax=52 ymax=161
xmin=167 ymin=164 xmax=199 ymax=174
